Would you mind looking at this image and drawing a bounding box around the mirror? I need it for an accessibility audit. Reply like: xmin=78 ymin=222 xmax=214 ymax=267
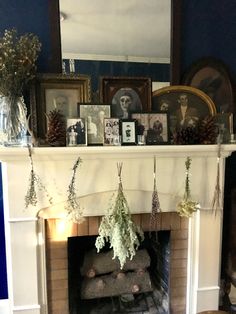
xmin=56 ymin=0 xmax=181 ymax=84
xmin=60 ymin=0 xmax=170 ymax=62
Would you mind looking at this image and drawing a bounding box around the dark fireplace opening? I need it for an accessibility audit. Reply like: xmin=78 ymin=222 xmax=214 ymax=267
xmin=68 ymin=231 xmax=170 ymax=314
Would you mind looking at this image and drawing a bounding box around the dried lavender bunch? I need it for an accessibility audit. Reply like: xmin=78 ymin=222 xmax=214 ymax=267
xmin=95 ymin=163 xmax=144 ymax=269
xmin=65 ymin=157 xmax=84 ymax=222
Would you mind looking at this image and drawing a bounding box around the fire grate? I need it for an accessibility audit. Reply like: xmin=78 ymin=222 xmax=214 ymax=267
xmin=79 ymin=291 xmax=168 ymax=314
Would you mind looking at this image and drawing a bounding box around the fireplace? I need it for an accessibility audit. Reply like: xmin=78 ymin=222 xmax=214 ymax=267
xmin=67 ymin=231 xmax=170 ymax=313
xmin=45 ymin=213 xmax=188 ymax=314
xmin=1 ymin=145 xmax=234 ymax=314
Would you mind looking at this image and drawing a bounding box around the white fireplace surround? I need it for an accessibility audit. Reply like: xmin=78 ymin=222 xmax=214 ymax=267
xmin=1 ymin=144 xmax=236 ymax=314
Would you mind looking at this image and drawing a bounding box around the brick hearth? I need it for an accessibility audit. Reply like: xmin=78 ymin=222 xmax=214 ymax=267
xmin=46 ymin=212 xmax=188 ymax=314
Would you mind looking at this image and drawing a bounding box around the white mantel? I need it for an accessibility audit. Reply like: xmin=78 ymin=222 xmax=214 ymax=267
xmin=1 ymin=144 xmax=236 ymax=314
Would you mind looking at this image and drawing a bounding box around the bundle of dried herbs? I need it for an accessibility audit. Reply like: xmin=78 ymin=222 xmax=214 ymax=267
xmin=95 ymin=163 xmax=144 ymax=269
xmin=65 ymin=156 xmax=84 ymax=222
xmin=176 ymin=157 xmax=200 ymax=218
xmin=25 ymin=145 xmax=53 ymax=208
xmin=149 ymin=157 xmax=161 ymax=233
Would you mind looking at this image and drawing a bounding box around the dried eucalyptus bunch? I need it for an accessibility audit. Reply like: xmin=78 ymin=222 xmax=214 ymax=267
xmin=95 ymin=163 xmax=144 ymax=269
xmin=65 ymin=157 xmax=84 ymax=223
xmin=176 ymin=157 xmax=200 ymax=218
xmin=25 ymin=146 xmax=53 ymax=208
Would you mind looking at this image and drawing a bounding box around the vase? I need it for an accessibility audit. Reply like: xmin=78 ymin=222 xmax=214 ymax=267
xmin=0 ymin=95 xmax=28 ymax=146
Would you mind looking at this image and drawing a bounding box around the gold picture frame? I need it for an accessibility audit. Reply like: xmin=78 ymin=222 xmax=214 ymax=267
xmin=152 ymin=85 xmax=216 ymax=133
xmin=30 ymin=73 xmax=91 ymax=140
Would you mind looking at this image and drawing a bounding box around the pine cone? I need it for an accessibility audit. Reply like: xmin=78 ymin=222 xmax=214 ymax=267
xmin=198 ymin=116 xmax=218 ymax=144
xmin=46 ymin=109 xmax=66 ymax=146
xmin=173 ymin=126 xmax=200 ymax=145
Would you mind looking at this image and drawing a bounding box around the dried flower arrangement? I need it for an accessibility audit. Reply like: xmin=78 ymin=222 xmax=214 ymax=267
xmin=65 ymin=157 xmax=84 ymax=223
xmin=95 ymin=163 xmax=144 ymax=269
xmin=0 ymin=28 xmax=41 ymax=97
xmin=176 ymin=157 xmax=200 ymax=218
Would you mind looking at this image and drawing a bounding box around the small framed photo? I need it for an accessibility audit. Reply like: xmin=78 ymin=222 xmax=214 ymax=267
xmin=214 ymin=113 xmax=232 ymax=143
xmin=66 ymin=118 xmax=87 ymax=146
xmin=78 ymin=103 xmax=111 ymax=145
xmin=132 ymin=112 xmax=169 ymax=145
xmin=100 ymin=76 xmax=152 ymax=119
xmin=103 ymin=118 xmax=120 ymax=146
xmin=146 ymin=113 xmax=169 ymax=145
xmin=120 ymin=119 xmax=137 ymax=145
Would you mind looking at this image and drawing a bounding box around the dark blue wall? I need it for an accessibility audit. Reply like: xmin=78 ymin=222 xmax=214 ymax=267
xmin=180 ymin=0 xmax=236 ymax=281
xmin=181 ymin=0 xmax=236 ymax=78
xmin=0 ymin=0 xmax=61 ymax=73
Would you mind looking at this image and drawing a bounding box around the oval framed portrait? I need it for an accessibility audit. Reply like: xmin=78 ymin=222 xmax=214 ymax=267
xmin=152 ymin=85 xmax=216 ymax=134
xmin=182 ymin=57 xmax=234 ymax=113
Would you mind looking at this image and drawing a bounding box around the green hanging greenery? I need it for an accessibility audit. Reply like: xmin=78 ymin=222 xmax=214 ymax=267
xmin=95 ymin=162 xmax=144 ymax=269
xmin=65 ymin=156 xmax=84 ymax=223
xmin=176 ymin=157 xmax=200 ymax=218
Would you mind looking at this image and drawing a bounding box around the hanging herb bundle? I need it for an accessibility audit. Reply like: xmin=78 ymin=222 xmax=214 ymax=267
xmin=211 ymin=132 xmax=222 ymax=216
xmin=95 ymin=163 xmax=144 ymax=269
xmin=25 ymin=145 xmax=53 ymax=208
xmin=65 ymin=156 xmax=84 ymax=223
xmin=149 ymin=157 xmax=161 ymax=232
xmin=176 ymin=157 xmax=200 ymax=218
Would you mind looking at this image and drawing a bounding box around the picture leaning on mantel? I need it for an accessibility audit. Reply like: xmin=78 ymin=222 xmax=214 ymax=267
xmin=29 ymin=73 xmax=91 ymax=141
xmin=100 ymin=76 xmax=152 ymax=119
xmin=152 ymin=85 xmax=217 ymax=144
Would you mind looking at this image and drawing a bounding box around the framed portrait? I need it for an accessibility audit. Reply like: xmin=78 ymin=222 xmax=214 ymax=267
xmin=152 ymin=85 xmax=216 ymax=135
xmin=120 ymin=119 xmax=137 ymax=145
xmin=132 ymin=112 xmax=169 ymax=145
xmin=78 ymin=103 xmax=111 ymax=145
xmin=182 ymin=57 xmax=235 ymax=113
xmin=66 ymin=118 xmax=87 ymax=146
xmin=103 ymin=118 xmax=120 ymax=146
xmin=30 ymin=73 xmax=91 ymax=140
xmin=100 ymin=76 xmax=152 ymax=119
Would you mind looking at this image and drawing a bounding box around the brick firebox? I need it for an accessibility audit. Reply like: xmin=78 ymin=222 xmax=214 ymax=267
xmin=46 ymin=212 xmax=189 ymax=314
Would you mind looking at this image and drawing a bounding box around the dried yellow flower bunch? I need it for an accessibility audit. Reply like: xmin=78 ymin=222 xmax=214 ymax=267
xmin=177 ymin=157 xmax=200 ymax=218
xmin=0 ymin=28 xmax=41 ymax=96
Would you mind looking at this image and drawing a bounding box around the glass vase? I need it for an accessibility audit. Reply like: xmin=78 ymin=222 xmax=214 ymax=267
xmin=0 ymin=95 xmax=28 ymax=146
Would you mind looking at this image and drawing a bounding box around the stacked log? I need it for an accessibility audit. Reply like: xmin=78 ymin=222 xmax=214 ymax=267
xmin=80 ymin=249 xmax=153 ymax=299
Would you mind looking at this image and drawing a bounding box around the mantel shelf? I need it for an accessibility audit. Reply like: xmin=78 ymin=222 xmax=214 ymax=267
xmin=0 ymin=144 xmax=236 ymax=161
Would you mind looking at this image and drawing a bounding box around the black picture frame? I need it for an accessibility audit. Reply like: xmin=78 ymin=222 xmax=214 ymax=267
xmin=103 ymin=118 xmax=120 ymax=146
xmin=78 ymin=103 xmax=111 ymax=145
xmin=182 ymin=57 xmax=235 ymax=113
xmin=66 ymin=118 xmax=87 ymax=146
xmin=120 ymin=119 xmax=137 ymax=145
xmin=132 ymin=112 xmax=169 ymax=145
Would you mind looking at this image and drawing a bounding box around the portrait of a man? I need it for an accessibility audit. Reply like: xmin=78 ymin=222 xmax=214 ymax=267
xmin=45 ymin=89 xmax=79 ymax=117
